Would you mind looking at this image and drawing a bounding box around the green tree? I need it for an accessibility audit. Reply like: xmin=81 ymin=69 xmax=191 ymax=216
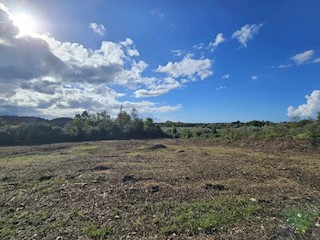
xmin=144 ymin=118 xmax=155 ymax=132
xmin=129 ymin=108 xmax=144 ymax=137
xmin=94 ymin=111 xmax=113 ymax=139
xmin=144 ymin=117 xmax=163 ymax=137
xmin=115 ymin=108 xmax=131 ymax=135
xmin=64 ymin=111 xmax=92 ymax=140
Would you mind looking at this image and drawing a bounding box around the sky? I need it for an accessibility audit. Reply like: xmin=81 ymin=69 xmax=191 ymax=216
xmin=0 ymin=0 xmax=319 ymax=122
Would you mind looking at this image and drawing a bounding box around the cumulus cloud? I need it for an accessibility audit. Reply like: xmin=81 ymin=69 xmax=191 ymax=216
xmin=134 ymin=77 xmax=181 ymax=97
xmin=89 ymin=22 xmax=106 ymax=36
xmin=127 ymin=48 xmax=140 ymax=57
xmin=291 ymin=50 xmax=314 ymax=65
xmin=0 ymin=4 xmax=19 ymax=42
xmin=251 ymin=75 xmax=258 ymax=80
xmin=0 ymin=4 xmax=187 ymax=117
xmin=314 ymin=57 xmax=320 ymax=63
xmin=232 ymin=23 xmax=263 ymax=48
xmin=287 ymin=90 xmax=320 ymax=119
xmin=156 ymin=54 xmax=213 ymax=80
xmin=222 ymin=74 xmax=230 ymax=79
xmin=120 ymin=38 xmax=134 ymax=47
xmin=209 ymin=33 xmax=225 ymax=51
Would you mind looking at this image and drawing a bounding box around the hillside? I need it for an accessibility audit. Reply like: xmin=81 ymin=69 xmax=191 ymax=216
xmin=0 ymin=116 xmax=72 ymax=127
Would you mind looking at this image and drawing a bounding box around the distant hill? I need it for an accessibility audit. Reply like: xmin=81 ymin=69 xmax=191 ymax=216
xmin=50 ymin=117 xmax=72 ymax=127
xmin=0 ymin=115 xmax=72 ymax=127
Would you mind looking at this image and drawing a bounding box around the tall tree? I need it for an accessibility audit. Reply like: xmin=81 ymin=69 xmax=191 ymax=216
xmin=115 ymin=109 xmax=131 ymax=134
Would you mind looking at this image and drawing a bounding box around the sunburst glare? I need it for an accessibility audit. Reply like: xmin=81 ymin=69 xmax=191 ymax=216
xmin=12 ymin=13 xmax=37 ymax=36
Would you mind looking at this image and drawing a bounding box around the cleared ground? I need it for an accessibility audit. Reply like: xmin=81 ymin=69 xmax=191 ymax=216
xmin=0 ymin=139 xmax=319 ymax=239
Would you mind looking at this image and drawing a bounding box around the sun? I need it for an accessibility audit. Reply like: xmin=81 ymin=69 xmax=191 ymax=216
xmin=12 ymin=13 xmax=37 ymax=36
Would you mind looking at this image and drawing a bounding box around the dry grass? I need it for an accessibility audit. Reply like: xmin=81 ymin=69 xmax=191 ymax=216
xmin=0 ymin=139 xmax=319 ymax=239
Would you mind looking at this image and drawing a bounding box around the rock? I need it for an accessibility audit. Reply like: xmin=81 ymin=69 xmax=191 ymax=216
xmin=204 ymin=183 xmax=225 ymax=191
xmin=38 ymin=175 xmax=53 ymax=181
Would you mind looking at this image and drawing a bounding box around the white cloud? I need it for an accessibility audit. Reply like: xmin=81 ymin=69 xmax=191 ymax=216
xmin=148 ymin=104 xmax=182 ymax=113
xmin=278 ymin=64 xmax=293 ymax=68
xmin=251 ymin=75 xmax=258 ymax=80
xmin=193 ymin=43 xmax=205 ymax=50
xmin=120 ymin=38 xmax=134 ymax=47
xmin=216 ymin=86 xmax=226 ymax=91
xmin=209 ymin=33 xmax=225 ymax=51
xmin=134 ymin=77 xmax=181 ymax=97
xmin=43 ymin=36 xmax=126 ymax=67
xmin=127 ymin=49 xmax=140 ymax=57
xmin=0 ymin=3 xmax=8 ymax=11
xmin=232 ymin=23 xmax=263 ymax=48
xmin=171 ymin=49 xmax=185 ymax=57
xmin=156 ymin=54 xmax=213 ymax=80
xmin=313 ymin=57 xmax=320 ymax=63
xmin=222 ymin=74 xmax=230 ymax=79
xmin=287 ymin=90 xmax=320 ymax=119
xmin=291 ymin=50 xmax=314 ymax=65
xmin=89 ymin=22 xmax=106 ymax=36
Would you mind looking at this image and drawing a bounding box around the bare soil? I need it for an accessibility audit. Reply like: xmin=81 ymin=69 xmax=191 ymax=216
xmin=0 ymin=139 xmax=319 ymax=239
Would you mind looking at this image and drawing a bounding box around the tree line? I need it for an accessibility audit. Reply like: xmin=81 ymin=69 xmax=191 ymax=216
xmin=0 ymin=109 xmax=166 ymax=146
xmin=162 ymin=112 xmax=320 ymax=147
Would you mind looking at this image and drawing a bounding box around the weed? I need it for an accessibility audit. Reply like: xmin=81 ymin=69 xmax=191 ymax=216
xmin=283 ymin=208 xmax=319 ymax=233
xmin=87 ymin=226 xmax=110 ymax=239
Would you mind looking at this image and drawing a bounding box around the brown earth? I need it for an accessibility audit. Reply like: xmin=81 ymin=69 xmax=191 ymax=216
xmin=0 ymin=139 xmax=319 ymax=239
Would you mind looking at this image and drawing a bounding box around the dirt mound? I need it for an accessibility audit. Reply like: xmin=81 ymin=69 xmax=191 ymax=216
xmin=146 ymin=144 xmax=167 ymax=150
xmin=38 ymin=175 xmax=53 ymax=181
xmin=122 ymin=175 xmax=136 ymax=182
xmin=92 ymin=165 xmax=110 ymax=171
xmin=204 ymin=183 xmax=226 ymax=191
xmin=150 ymin=185 xmax=160 ymax=193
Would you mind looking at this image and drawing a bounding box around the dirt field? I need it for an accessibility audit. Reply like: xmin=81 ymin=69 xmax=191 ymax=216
xmin=0 ymin=139 xmax=319 ymax=239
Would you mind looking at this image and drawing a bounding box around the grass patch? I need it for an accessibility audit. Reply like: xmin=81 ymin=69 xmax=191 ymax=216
xmin=71 ymin=145 xmax=100 ymax=155
xmin=283 ymin=207 xmax=319 ymax=233
xmin=126 ymin=151 xmax=141 ymax=156
xmin=87 ymin=225 xmax=110 ymax=239
xmin=0 ymin=155 xmax=43 ymax=164
xmin=73 ymin=145 xmax=99 ymax=150
xmin=0 ymin=227 xmax=18 ymax=238
xmin=157 ymin=196 xmax=261 ymax=235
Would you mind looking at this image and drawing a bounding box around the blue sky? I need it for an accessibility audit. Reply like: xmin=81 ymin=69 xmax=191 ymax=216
xmin=0 ymin=0 xmax=319 ymax=122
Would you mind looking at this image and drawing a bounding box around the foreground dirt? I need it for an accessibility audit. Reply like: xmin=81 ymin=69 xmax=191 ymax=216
xmin=0 ymin=139 xmax=319 ymax=239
